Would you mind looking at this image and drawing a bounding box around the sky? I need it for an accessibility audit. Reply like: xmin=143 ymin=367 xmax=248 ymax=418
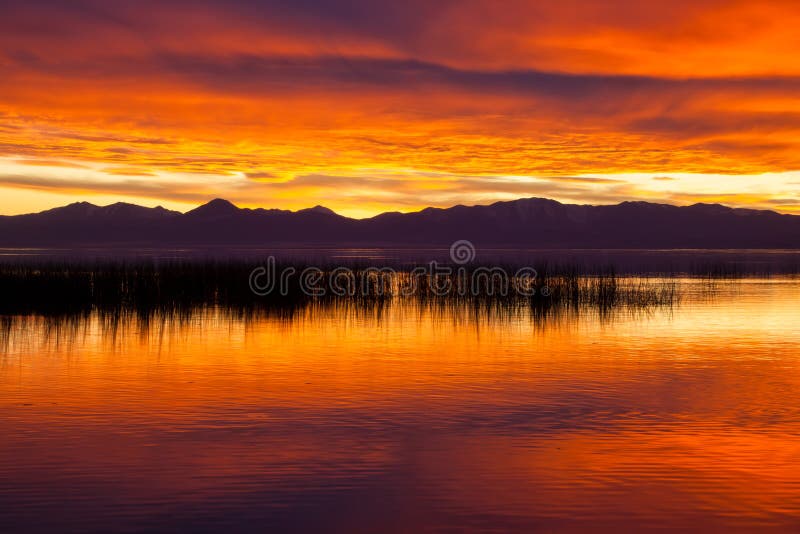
xmin=2 ymin=0 xmax=800 ymax=217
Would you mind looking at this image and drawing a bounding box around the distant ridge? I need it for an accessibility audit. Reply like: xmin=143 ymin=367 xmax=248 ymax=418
xmin=0 ymin=197 xmax=798 ymax=248
xmin=185 ymin=198 xmax=240 ymax=218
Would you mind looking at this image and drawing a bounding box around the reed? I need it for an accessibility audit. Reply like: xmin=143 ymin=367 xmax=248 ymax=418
xmin=0 ymin=259 xmax=679 ymax=317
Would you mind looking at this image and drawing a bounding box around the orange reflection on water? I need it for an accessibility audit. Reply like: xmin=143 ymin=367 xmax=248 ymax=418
xmin=1 ymin=279 xmax=800 ymax=531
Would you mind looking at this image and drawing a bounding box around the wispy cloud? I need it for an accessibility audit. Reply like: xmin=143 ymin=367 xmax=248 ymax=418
xmin=2 ymin=1 xmax=800 ymax=214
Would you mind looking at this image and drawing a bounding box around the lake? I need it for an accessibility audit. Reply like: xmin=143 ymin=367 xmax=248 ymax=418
xmin=2 ymin=277 xmax=800 ymax=532
xmin=1 ymin=246 xmax=799 ymax=275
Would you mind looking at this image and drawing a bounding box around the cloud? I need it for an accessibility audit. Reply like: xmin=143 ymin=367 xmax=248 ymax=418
xmin=14 ymin=159 xmax=91 ymax=169
xmin=6 ymin=0 xmax=800 ymax=77
xmin=765 ymin=198 xmax=800 ymax=205
xmin=245 ymin=171 xmax=295 ymax=183
xmin=2 ymin=1 xmax=800 ymax=214
xmin=103 ymin=167 xmax=157 ymax=176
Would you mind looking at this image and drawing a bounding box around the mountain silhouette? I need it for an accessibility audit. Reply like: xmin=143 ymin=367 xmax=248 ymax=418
xmin=185 ymin=198 xmax=240 ymax=218
xmin=0 ymin=197 xmax=798 ymax=248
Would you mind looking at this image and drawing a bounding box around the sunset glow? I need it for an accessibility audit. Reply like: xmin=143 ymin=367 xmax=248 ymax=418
xmin=3 ymin=0 xmax=800 ymax=215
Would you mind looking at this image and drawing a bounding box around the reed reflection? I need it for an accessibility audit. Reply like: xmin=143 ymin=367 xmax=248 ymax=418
xmin=2 ymin=278 xmax=800 ymax=532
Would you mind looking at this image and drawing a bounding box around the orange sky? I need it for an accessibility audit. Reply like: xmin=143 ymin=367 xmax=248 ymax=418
xmin=2 ymin=0 xmax=800 ymax=217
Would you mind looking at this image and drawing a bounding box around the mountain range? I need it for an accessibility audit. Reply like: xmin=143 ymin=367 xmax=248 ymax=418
xmin=0 ymin=197 xmax=798 ymax=248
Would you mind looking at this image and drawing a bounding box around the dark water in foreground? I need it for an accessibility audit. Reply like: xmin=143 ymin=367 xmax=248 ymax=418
xmin=2 ymin=278 xmax=800 ymax=532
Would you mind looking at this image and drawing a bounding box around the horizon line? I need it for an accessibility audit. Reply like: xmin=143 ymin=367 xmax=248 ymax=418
xmin=2 ymin=195 xmax=782 ymax=220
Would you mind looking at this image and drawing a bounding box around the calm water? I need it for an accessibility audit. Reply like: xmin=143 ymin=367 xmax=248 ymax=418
xmin=2 ymin=247 xmax=800 ymax=274
xmin=2 ymin=278 xmax=800 ymax=532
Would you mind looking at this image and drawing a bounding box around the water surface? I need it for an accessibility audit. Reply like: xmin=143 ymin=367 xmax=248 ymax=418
xmin=2 ymin=278 xmax=800 ymax=532
xmin=2 ymin=247 xmax=799 ymax=274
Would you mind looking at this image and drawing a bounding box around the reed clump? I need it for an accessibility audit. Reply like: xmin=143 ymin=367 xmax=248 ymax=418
xmin=0 ymin=260 xmax=679 ymax=318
